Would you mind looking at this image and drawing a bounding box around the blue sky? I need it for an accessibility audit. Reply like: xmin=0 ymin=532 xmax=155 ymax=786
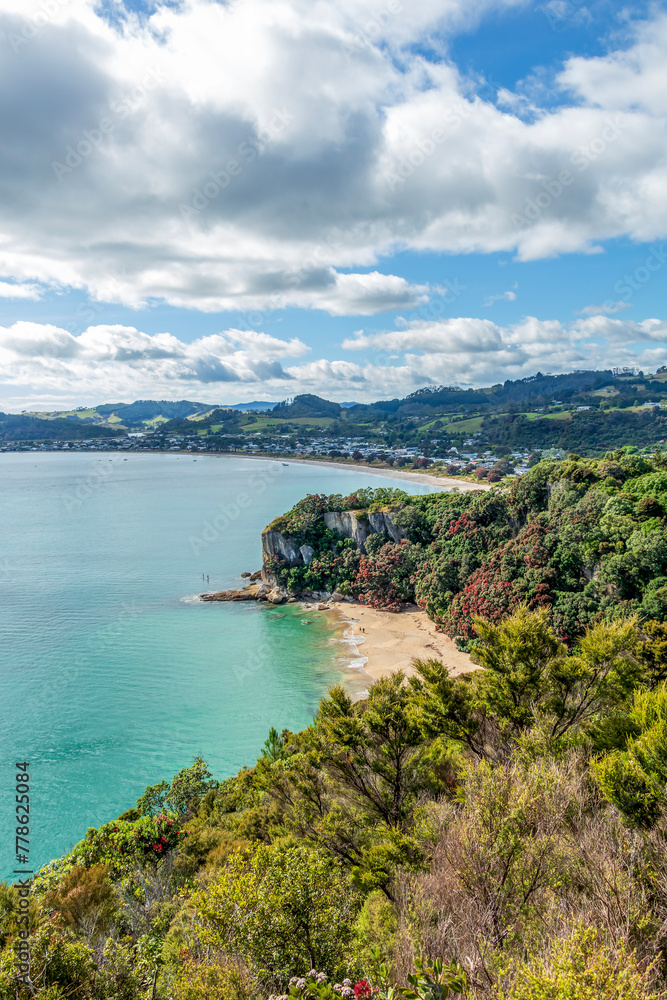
xmin=0 ymin=0 xmax=665 ymax=408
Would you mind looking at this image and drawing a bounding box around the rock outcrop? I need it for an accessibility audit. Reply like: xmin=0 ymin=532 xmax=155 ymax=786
xmin=261 ymin=507 xmax=405 ymax=582
xmin=322 ymin=510 xmax=404 ymax=551
xmin=201 ymin=580 xmax=288 ymax=603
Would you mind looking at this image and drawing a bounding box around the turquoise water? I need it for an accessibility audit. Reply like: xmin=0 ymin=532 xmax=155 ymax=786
xmin=0 ymin=452 xmax=435 ymax=879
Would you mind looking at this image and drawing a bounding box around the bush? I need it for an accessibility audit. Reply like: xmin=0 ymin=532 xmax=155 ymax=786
xmin=171 ymin=957 xmax=257 ymax=1000
xmin=193 ymin=844 xmax=360 ymax=985
xmin=497 ymin=923 xmax=664 ymax=1000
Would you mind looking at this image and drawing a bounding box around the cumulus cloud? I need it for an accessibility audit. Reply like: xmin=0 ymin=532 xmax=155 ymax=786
xmin=0 ymin=281 xmax=43 ymax=300
xmin=2 ymin=314 xmax=666 ymax=410
xmin=577 ymin=300 xmax=632 ymax=316
xmin=0 ymin=0 xmax=664 ymax=313
xmin=341 ymin=314 xmax=667 ymax=390
xmin=0 ymin=323 xmax=309 ymax=401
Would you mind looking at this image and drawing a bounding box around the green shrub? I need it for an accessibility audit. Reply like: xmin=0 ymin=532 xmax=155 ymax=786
xmin=171 ymin=956 xmax=257 ymax=1000
xmin=497 ymin=924 xmax=664 ymax=1000
xmin=193 ymin=844 xmax=360 ymax=985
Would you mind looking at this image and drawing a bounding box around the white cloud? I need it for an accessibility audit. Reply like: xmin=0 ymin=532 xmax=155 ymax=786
xmin=0 ymin=322 xmax=309 ymax=401
xmin=340 ymin=314 xmax=667 ymax=390
xmin=484 ymin=286 xmax=517 ymax=306
xmin=0 ymin=0 xmax=664 ymax=313
xmin=2 ymin=313 xmax=666 ymax=410
xmin=558 ymin=14 xmax=667 ymax=116
xmin=0 ymin=281 xmax=43 ymax=300
xmin=577 ymin=300 xmax=632 ymax=315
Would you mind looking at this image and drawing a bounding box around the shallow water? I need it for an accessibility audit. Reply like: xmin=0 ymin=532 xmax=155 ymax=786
xmin=0 ymin=452 xmax=435 ymax=877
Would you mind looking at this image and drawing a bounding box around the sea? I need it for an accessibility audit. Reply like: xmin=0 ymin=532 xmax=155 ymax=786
xmin=0 ymin=451 xmax=437 ymax=879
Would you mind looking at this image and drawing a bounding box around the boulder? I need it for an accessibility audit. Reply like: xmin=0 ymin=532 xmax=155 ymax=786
xmin=316 ymin=602 xmax=330 ymax=611
xmin=267 ymin=588 xmax=286 ymax=604
xmin=331 ymin=592 xmax=343 ymax=602
xmin=241 ymin=571 xmax=251 ymax=578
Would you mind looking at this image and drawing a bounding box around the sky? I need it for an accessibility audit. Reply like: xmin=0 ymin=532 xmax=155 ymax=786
xmin=0 ymin=0 xmax=666 ymax=410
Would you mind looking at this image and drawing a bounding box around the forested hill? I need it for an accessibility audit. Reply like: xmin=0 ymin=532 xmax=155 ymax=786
xmin=0 ymin=413 xmax=122 ymax=441
xmin=264 ymin=450 xmax=667 ymax=645
xmin=6 ymin=368 xmax=667 ymax=454
xmin=348 ymin=366 xmax=667 ymax=415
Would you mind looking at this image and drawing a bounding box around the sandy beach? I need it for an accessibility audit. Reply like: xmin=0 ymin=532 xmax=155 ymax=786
xmin=277 ymin=458 xmax=489 ymax=493
xmin=319 ymin=601 xmax=477 ymax=683
xmin=202 ymin=451 xmax=489 ymax=493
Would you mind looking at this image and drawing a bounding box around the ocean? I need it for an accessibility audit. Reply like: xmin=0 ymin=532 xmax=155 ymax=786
xmin=0 ymin=451 xmax=436 ymax=879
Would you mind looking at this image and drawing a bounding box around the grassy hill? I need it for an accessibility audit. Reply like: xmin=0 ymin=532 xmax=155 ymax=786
xmin=5 ymin=370 xmax=667 ymax=451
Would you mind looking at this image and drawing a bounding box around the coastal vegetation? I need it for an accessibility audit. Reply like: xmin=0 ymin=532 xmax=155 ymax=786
xmin=5 ymin=452 xmax=667 ymax=997
xmin=265 ymin=450 xmax=667 ymax=643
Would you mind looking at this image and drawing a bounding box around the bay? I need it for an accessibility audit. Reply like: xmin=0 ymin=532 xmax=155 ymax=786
xmin=0 ymin=452 xmax=435 ymax=878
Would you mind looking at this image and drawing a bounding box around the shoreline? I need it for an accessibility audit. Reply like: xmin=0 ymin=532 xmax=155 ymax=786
xmin=197 ymin=452 xmax=489 ymax=493
xmin=299 ymin=598 xmax=477 ymax=686
xmin=6 ymin=448 xmax=490 ymax=493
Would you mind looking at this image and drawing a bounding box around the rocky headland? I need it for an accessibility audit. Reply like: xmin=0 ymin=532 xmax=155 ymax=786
xmin=199 ymin=504 xmax=405 ymax=605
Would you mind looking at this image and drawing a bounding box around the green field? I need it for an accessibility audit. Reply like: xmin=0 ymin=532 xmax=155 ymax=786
xmin=236 ymin=416 xmax=336 ymax=432
xmin=524 ymin=410 xmax=572 ymax=421
xmin=444 ymin=414 xmax=484 ymax=433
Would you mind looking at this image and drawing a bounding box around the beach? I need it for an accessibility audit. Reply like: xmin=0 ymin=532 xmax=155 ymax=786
xmin=318 ymin=601 xmax=477 ymax=683
xmin=204 ymin=452 xmax=489 ymax=493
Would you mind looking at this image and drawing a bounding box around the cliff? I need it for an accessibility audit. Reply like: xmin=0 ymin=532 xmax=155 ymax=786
xmin=261 ymin=507 xmax=405 ymax=578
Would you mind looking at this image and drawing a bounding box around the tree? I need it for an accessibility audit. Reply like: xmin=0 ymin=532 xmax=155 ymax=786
xmin=354 ymin=540 xmax=417 ymax=611
xmin=411 ymin=608 xmax=643 ymax=760
xmin=593 ymin=683 xmax=667 ymax=827
xmin=44 ymin=865 xmax=115 ymax=941
xmin=316 ymin=678 xmax=432 ymax=829
xmin=194 ymin=845 xmax=359 ymax=984
xmin=135 ymin=780 xmax=170 ymax=817
xmin=498 ymin=924 xmax=660 ymax=1000
xmin=136 ymin=756 xmax=218 ymax=818
xmin=259 ymin=677 xmax=442 ymax=895
xmin=472 ymin=606 xmax=564 ymax=732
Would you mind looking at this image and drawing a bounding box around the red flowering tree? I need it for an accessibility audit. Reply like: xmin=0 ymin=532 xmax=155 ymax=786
xmin=354 ymin=539 xmax=416 ymax=611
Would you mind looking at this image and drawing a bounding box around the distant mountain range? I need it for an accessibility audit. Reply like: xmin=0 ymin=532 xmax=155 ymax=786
xmin=1 ymin=368 xmax=666 ymax=446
